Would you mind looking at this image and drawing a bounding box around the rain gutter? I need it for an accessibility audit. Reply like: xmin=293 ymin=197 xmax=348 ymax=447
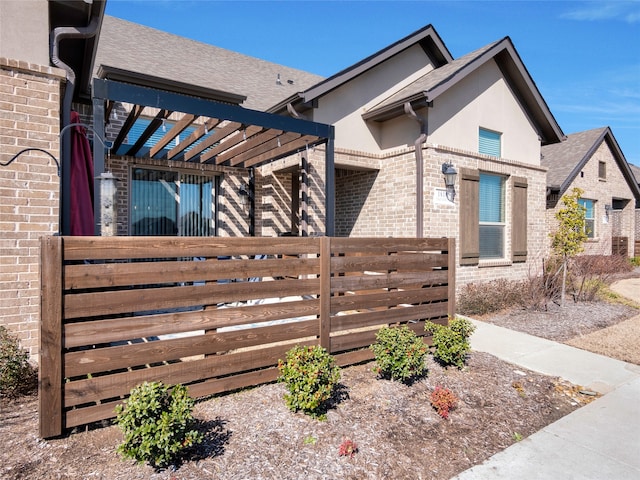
xmin=50 ymin=15 xmax=101 ymax=235
xmin=404 ymin=101 xmax=428 ymax=238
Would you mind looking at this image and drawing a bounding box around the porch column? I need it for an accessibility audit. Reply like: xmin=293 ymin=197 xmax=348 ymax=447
xmin=325 ymin=134 xmax=335 ymax=236
xmin=92 ymin=95 xmax=105 ymax=235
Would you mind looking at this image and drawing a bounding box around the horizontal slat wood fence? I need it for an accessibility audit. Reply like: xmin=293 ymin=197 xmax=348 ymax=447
xmin=39 ymin=236 xmax=455 ymax=438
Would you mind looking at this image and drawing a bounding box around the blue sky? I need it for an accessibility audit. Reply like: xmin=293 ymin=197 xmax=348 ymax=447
xmin=105 ymin=0 xmax=640 ymax=167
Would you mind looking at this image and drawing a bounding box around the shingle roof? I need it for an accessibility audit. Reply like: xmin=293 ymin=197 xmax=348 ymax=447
xmin=629 ymin=163 xmax=640 ymax=185
xmin=541 ymin=127 xmax=609 ymax=190
xmin=268 ymin=24 xmax=453 ymax=114
xmin=94 ymin=16 xmax=324 ymax=111
xmin=541 ymin=127 xmax=640 ymax=202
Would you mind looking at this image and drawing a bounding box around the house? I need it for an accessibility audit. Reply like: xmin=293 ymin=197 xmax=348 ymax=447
xmin=0 ymin=1 xmax=591 ymax=361
xmin=91 ymin=18 xmax=564 ymax=287
xmin=542 ymin=127 xmax=640 ymax=257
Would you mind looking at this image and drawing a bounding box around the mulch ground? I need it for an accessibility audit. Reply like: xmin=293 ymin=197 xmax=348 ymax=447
xmin=4 ymin=293 xmax=639 ymax=479
xmin=1 ymin=351 xmax=594 ymax=480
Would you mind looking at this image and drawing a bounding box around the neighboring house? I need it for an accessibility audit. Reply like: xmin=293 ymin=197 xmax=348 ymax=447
xmin=4 ymin=2 xmax=610 ymax=360
xmin=631 ymin=163 xmax=640 ymax=256
xmin=542 ymin=127 xmax=640 ymax=257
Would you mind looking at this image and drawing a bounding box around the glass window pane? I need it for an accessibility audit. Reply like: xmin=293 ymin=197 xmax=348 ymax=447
xmin=479 ymin=173 xmax=504 ymax=222
xmin=479 ymin=128 xmax=501 ymax=157
xmin=131 ymin=168 xmax=216 ymax=237
xmin=479 ymin=225 xmax=504 ymax=258
xmin=179 ymin=173 xmax=214 ymax=236
xmin=131 ymin=169 xmax=178 ymax=235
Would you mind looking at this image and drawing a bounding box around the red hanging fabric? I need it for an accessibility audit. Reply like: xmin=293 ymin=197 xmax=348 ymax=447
xmin=69 ymin=111 xmax=95 ymax=236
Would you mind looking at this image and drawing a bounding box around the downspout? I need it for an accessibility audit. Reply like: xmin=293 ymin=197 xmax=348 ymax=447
xmin=50 ymin=15 xmax=101 ymax=235
xmin=404 ymin=102 xmax=428 ymax=238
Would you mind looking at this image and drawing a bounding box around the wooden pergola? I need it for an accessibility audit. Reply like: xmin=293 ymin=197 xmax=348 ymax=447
xmin=83 ymin=77 xmax=335 ymax=235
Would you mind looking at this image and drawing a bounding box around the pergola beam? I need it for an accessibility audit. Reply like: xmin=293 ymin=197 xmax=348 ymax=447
xmin=91 ymin=78 xmax=336 ymax=235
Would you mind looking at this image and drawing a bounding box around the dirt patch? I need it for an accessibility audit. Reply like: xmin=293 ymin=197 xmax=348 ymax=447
xmin=478 ymin=299 xmax=640 ymax=365
xmin=3 ymin=297 xmax=636 ymax=479
xmin=566 ymin=316 xmax=640 ymax=365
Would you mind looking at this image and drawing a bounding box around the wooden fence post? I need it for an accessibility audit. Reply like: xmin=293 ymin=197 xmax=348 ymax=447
xmin=447 ymin=238 xmax=456 ymax=319
xmin=39 ymin=236 xmax=64 ymax=438
xmin=319 ymin=236 xmax=331 ymax=351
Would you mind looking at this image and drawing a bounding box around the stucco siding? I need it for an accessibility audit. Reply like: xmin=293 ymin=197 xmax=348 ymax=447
xmin=312 ymin=44 xmax=436 ymax=152
xmin=429 ymin=60 xmax=541 ymax=165
xmin=0 ymin=1 xmax=50 ymax=67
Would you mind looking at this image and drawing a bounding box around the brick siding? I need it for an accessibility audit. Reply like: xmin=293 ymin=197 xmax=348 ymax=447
xmin=545 ymin=141 xmax=637 ymax=257
xmin=0 ymin=58 xmax=65 ymax=362
xmin=260 ymin=142 xmax=549 ymax=291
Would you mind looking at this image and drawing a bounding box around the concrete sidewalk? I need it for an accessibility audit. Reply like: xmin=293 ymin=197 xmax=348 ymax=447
xmin=454 ymin=278 xmax=640 ymax=480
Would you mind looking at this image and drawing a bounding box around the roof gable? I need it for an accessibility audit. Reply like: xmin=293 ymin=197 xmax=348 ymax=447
xmin=541 ymin=126 xmax=640 ymax=200
xmin=269 ymin=24 xmax=453 ymax=113
xmin=363 ymin=37 xmax=564 ymax=145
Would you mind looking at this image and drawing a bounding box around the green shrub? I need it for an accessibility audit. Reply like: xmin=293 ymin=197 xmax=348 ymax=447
xmin=425 ymin=317 xmax=475 ymax=369
xmin=370 ymin=325 xmax=428 ymax=383
xmin=630 ymin=257 xmax=640 ymax=268
xmin=278 ymin=345 xmax=340 ymax=420
xmin=115 ymin=381 xmax=202 ymax=469
xmin=0 ymin=326 xmax=37 ymax=398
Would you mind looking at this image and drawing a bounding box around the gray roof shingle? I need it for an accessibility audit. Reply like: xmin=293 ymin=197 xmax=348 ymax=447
xmin=541 ymin=127 xmax=608 ymax=189
xmin=94 ymin=16 xmax=324 ymax=111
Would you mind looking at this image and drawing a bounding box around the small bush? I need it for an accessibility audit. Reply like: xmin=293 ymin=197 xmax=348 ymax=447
xmin=425 ymin=317 xmax=475 ymax=369
xmin=278 ymin=345 xmax=340 ymax=420
xmin=0 ymin=326 xmax=37 ymax=398
xmin=338 ymin=438 xmax=358 ymax=458
xmin=630 ymin=257 xmax=640 ymax=268
xmin=429 ymin=386 xmax=458 ymax=419
xmin=115 ymin=381 xmax=202 ymax=469
xmin=370 ymin=325 xmax=428 ymax=383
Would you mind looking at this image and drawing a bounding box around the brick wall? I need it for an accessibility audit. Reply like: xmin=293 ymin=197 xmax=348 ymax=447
xmin=260 ymin=142 xmax=549 ymax=290
xmin=0 ymin=58 xmax=65 ymax=362
xmin=546 ymin=141 xmax=637 ymax=257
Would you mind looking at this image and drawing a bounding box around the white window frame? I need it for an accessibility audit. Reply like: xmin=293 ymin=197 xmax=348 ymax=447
xmin=479 ymin=172 xmax=506 ymax=259
xmin=578 ymin=198 xmax=595 ymax=239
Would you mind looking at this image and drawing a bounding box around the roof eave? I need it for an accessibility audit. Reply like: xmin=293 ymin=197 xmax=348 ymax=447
xmin=424 ymin=38 xmax=564 ymax=145
xmin=49 ymin=0 xmax=107 ymax=101
xmin=97 ymin=65 xmax=248 ymax=105
xmin=362 ymin=93 xmax=430 ymax=122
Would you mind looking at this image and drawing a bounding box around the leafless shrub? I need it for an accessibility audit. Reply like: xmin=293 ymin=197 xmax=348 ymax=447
xmin=572 ymin=255 xmax=633 ymax=302
xmin=457 ymin=255 xmax=634 ymax=316
xmin=457 ymin=279 xmax=528 ymax=316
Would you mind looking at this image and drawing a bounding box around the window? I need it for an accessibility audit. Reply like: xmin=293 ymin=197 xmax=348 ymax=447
xmin=459 ymin=169 xmax=528 ymax=266
xmin=578 ymin=198 xmax=595 ymax=238
xmin=479 ymin=173 xmax=505 ymax=258
xmin=598 ymin=161 xmax=606 ymax=179
xmin=131 ymin=167 xmax=217 ymax=236
xmin=479 ymin=128 xmax=501 ymax=157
